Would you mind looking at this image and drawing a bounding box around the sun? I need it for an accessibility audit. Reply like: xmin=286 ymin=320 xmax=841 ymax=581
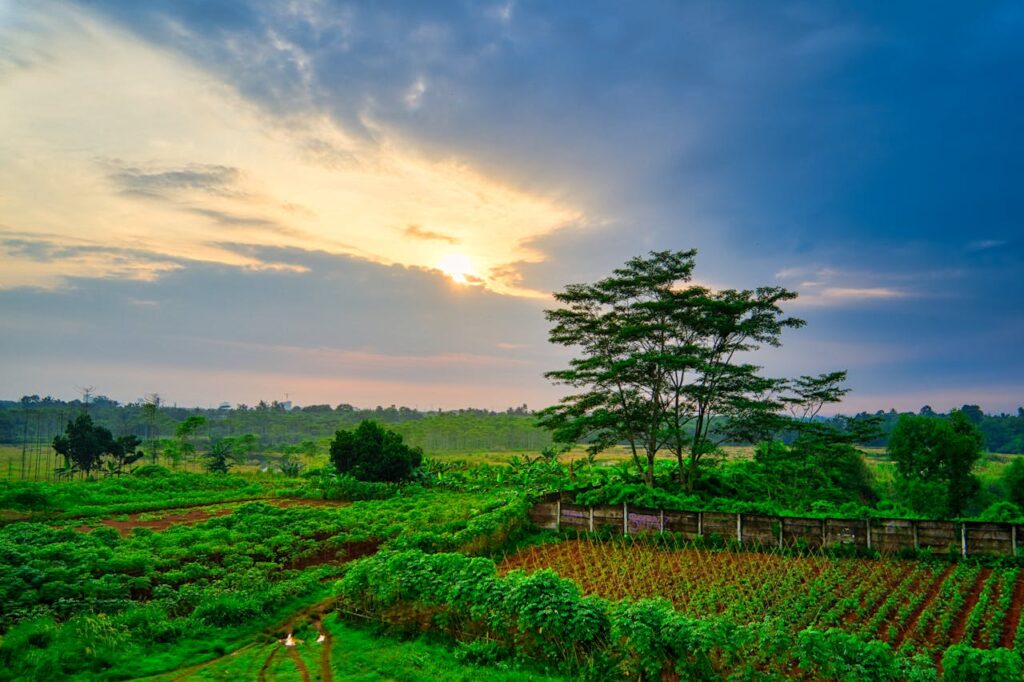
xmin=437 ymin=253 xmax=477 ymax=285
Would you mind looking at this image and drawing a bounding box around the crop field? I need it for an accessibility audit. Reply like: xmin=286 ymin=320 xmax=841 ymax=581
xmin=500 ymin=536 xmax=1024 ymax=659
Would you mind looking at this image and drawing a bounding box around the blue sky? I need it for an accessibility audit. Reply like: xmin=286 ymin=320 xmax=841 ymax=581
xmin=0 ymin=1 xmax=1021 ymax=412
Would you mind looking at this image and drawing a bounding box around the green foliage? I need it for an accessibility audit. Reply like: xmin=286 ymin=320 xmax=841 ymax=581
xmin=888 ymin=411 xmax=984 ymax=517
xmin=941 ymin=644 xmax=1023 ymax=682
xmin=540 ymin=250 xmax=807 ymax=490
xmin=0 ymin=488 xmax=518 ymax=680
xmin=278 ymin=453 xmax=304 ymax=477
xmin=797 ymin=628 xmax=900 ymax=682
xmin=50 ymin=414 xmax=143 ymax=477
xmin=978 ymin=500 xmax=1024 ymax=522
xmin=0 ymin=471 xmax=281 ymax=519
xmin=330 ymin=420 xmax=424 ymax=482
xmin=132 ymin=464 xmax=171 ymax=478
xmin=338 ymin=549 xmax=944 ymax=680
xmin=1003 ymin=457 xmax=1024 ymax=508
xmin=203 ymin=438 xmax=236 ymax=474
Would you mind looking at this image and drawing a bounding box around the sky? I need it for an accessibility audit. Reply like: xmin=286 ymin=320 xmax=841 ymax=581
xmin=0 ymin=1 xmax=1022 ymax=414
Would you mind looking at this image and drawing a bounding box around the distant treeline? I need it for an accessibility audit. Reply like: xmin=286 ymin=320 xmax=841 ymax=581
xmin=822 ymin=404 xmax=1024 ymax=454
xmin=0 ymin=396 xmax=548 ymax=453
xmin=1 ymin=396 xmax=1022 ymax=453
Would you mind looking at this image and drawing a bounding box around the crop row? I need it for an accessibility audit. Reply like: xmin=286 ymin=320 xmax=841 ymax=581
xmin=341 ymin=548 xmax=1024 ymax=681
xmin=498 ymin=536 xmax=1024 ymax=659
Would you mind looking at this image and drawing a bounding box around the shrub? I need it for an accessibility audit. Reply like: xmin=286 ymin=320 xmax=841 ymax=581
xmin=941 ymin=644 xmax=1023 ymax=682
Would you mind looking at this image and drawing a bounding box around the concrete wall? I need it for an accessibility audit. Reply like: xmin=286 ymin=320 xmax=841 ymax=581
xmin=530 ymin=494 xmax=1022 ymax=558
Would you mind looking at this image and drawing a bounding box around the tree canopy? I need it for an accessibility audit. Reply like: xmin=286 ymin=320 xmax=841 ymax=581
xmin=51 ymin=413 xmax=143 ymax=477
xmin=540 ymin=249 xmax=810 ymax=489
xmin=329 ymin=420 xmax=423 ymax=482
xmin=887 ymin=410 xmax=985 ymax=517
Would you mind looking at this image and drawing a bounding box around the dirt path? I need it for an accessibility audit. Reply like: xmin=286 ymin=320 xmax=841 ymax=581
xmin=948 ymin=568 xmax=992 ymax=646
xmin=313 ymin=614 xmax=334 ymax=682
xmin=258 ymin=647 xmax=279 ymax=682
xmin=1000 ymin=570 xmax=1024 ymax=648
xmin=286 ymin=646 xmax=312 ymax=682
xmin=892 ymin=563 xmax=955 ymax=650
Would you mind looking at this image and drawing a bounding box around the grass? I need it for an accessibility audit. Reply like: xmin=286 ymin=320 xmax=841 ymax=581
xmin=145 ymin=611 xmax=564 ymax=681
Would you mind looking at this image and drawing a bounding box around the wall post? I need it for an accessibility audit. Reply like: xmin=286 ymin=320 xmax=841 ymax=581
xmin=697 ymin=511 xmax=703 ymax=537
xmin=866 ymin=519 xmax=871 ymax=550
xmin=555 ymin=498 xmax=561 ymax=532
xmin=961 ymin=523 xmax=968 ymax=558
xmin=623 ymin=502 xmax=629 ymax=536
xmin=589 ymin=507 xmax=594 ymax=533
xmin=912 ymin=521 xmax=919 ymax=550
xmin=737 ymin=514 xmax=743 ymax=543
xmin=659 ymin=509 xmax=665 ymax=534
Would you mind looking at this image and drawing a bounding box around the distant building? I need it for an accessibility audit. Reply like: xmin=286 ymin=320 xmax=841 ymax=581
xmin=218 ymin=402 xmax=232 ymax=411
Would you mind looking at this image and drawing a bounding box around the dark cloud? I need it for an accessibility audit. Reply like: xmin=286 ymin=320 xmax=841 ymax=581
xmin=8 ymin=1 xmax=1023 ymax=410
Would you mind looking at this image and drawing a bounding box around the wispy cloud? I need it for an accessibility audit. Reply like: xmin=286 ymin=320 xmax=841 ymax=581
xmin=819 ymin=287 xmax=908 ymax=300
xmin=402 ymin=224 xmax=459 ymax=244
xmin=108 ymin=163 xmax=241 ymax=200
xmin=966 ymin=239 xmax=1008 ymax=252
xmin=775 ymin=265 xmax=915 ymax=306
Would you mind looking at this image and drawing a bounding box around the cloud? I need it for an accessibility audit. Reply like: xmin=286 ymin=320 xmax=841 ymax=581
xmin=819 ymin=287 xmax=908 ymax=300
xmin=966 ymin=239 xmax=1008 ymax=252
xmin=108 ymin=163 xmax=241 ymax=199
xmin=402 ymin=224 xmax=459 ymax=244
xmin=0 ymin=245 xmax=564 ymax=407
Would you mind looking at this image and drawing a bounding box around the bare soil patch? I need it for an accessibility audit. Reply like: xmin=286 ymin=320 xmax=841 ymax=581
xmin=72 ymin=497 xmax=351 ymax=536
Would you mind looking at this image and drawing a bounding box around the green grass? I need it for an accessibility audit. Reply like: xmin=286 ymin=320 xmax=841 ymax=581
xmin=159 ymin=613 xmax=564 ymax=681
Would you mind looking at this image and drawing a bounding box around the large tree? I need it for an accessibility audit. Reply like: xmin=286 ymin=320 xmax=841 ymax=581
xmin=541 ymin=250 xmax=805 ymax=489
xmin=887 ymin=410 xmax=984 ymax=517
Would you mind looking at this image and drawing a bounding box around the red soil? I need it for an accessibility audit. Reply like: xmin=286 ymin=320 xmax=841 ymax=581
xmin=947 ymin=568 xmax=993 ymax=647
xmin=72 ymin=498 xmax=351 ymax=536
xmin=1000 ymin=570 xmax=1024 ymax=648
xmin=892 ymin=563 xmax=955 ymax=649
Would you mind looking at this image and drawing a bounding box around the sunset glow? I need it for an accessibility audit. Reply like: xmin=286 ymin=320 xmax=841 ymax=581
xmin=0 ymin=1 xmax=1020 ymax=412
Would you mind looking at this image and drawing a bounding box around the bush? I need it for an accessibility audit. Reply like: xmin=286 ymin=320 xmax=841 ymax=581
xmin=133 ymin=464 xmax=172 ymax=478
xmin=329 ymin=420 xmax=423 ymax=483
xmin=941 ymin=644 xmax=1023 ymax=682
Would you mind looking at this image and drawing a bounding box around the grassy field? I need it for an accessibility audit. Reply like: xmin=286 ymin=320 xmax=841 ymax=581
xmin=151 ymin=612 xmax=563 ymax=682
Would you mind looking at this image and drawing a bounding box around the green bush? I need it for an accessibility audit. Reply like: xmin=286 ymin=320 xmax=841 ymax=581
xmin=941 ymin=644 xmax=1023 ymax=682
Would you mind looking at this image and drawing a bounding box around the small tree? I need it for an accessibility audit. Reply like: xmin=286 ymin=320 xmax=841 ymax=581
xmin=109 ymin=434 xmax=144 ymax=476
xmin=141 ymin=393 xmax=161 ymax=464
xmin=204 ymin=438 xmax=235 ymax=474
xmin=175 ymin=415 xmax=206 ymax=471
xmin=52 ymin=413 xmax=113 ymax=477
xmin=888 ymin=410 xmax=984 ymax=517
xmin=329 ymin=420 xmax=422 ymax=482
xmin=1003 ymin=457 xmax=1024 ymax=509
